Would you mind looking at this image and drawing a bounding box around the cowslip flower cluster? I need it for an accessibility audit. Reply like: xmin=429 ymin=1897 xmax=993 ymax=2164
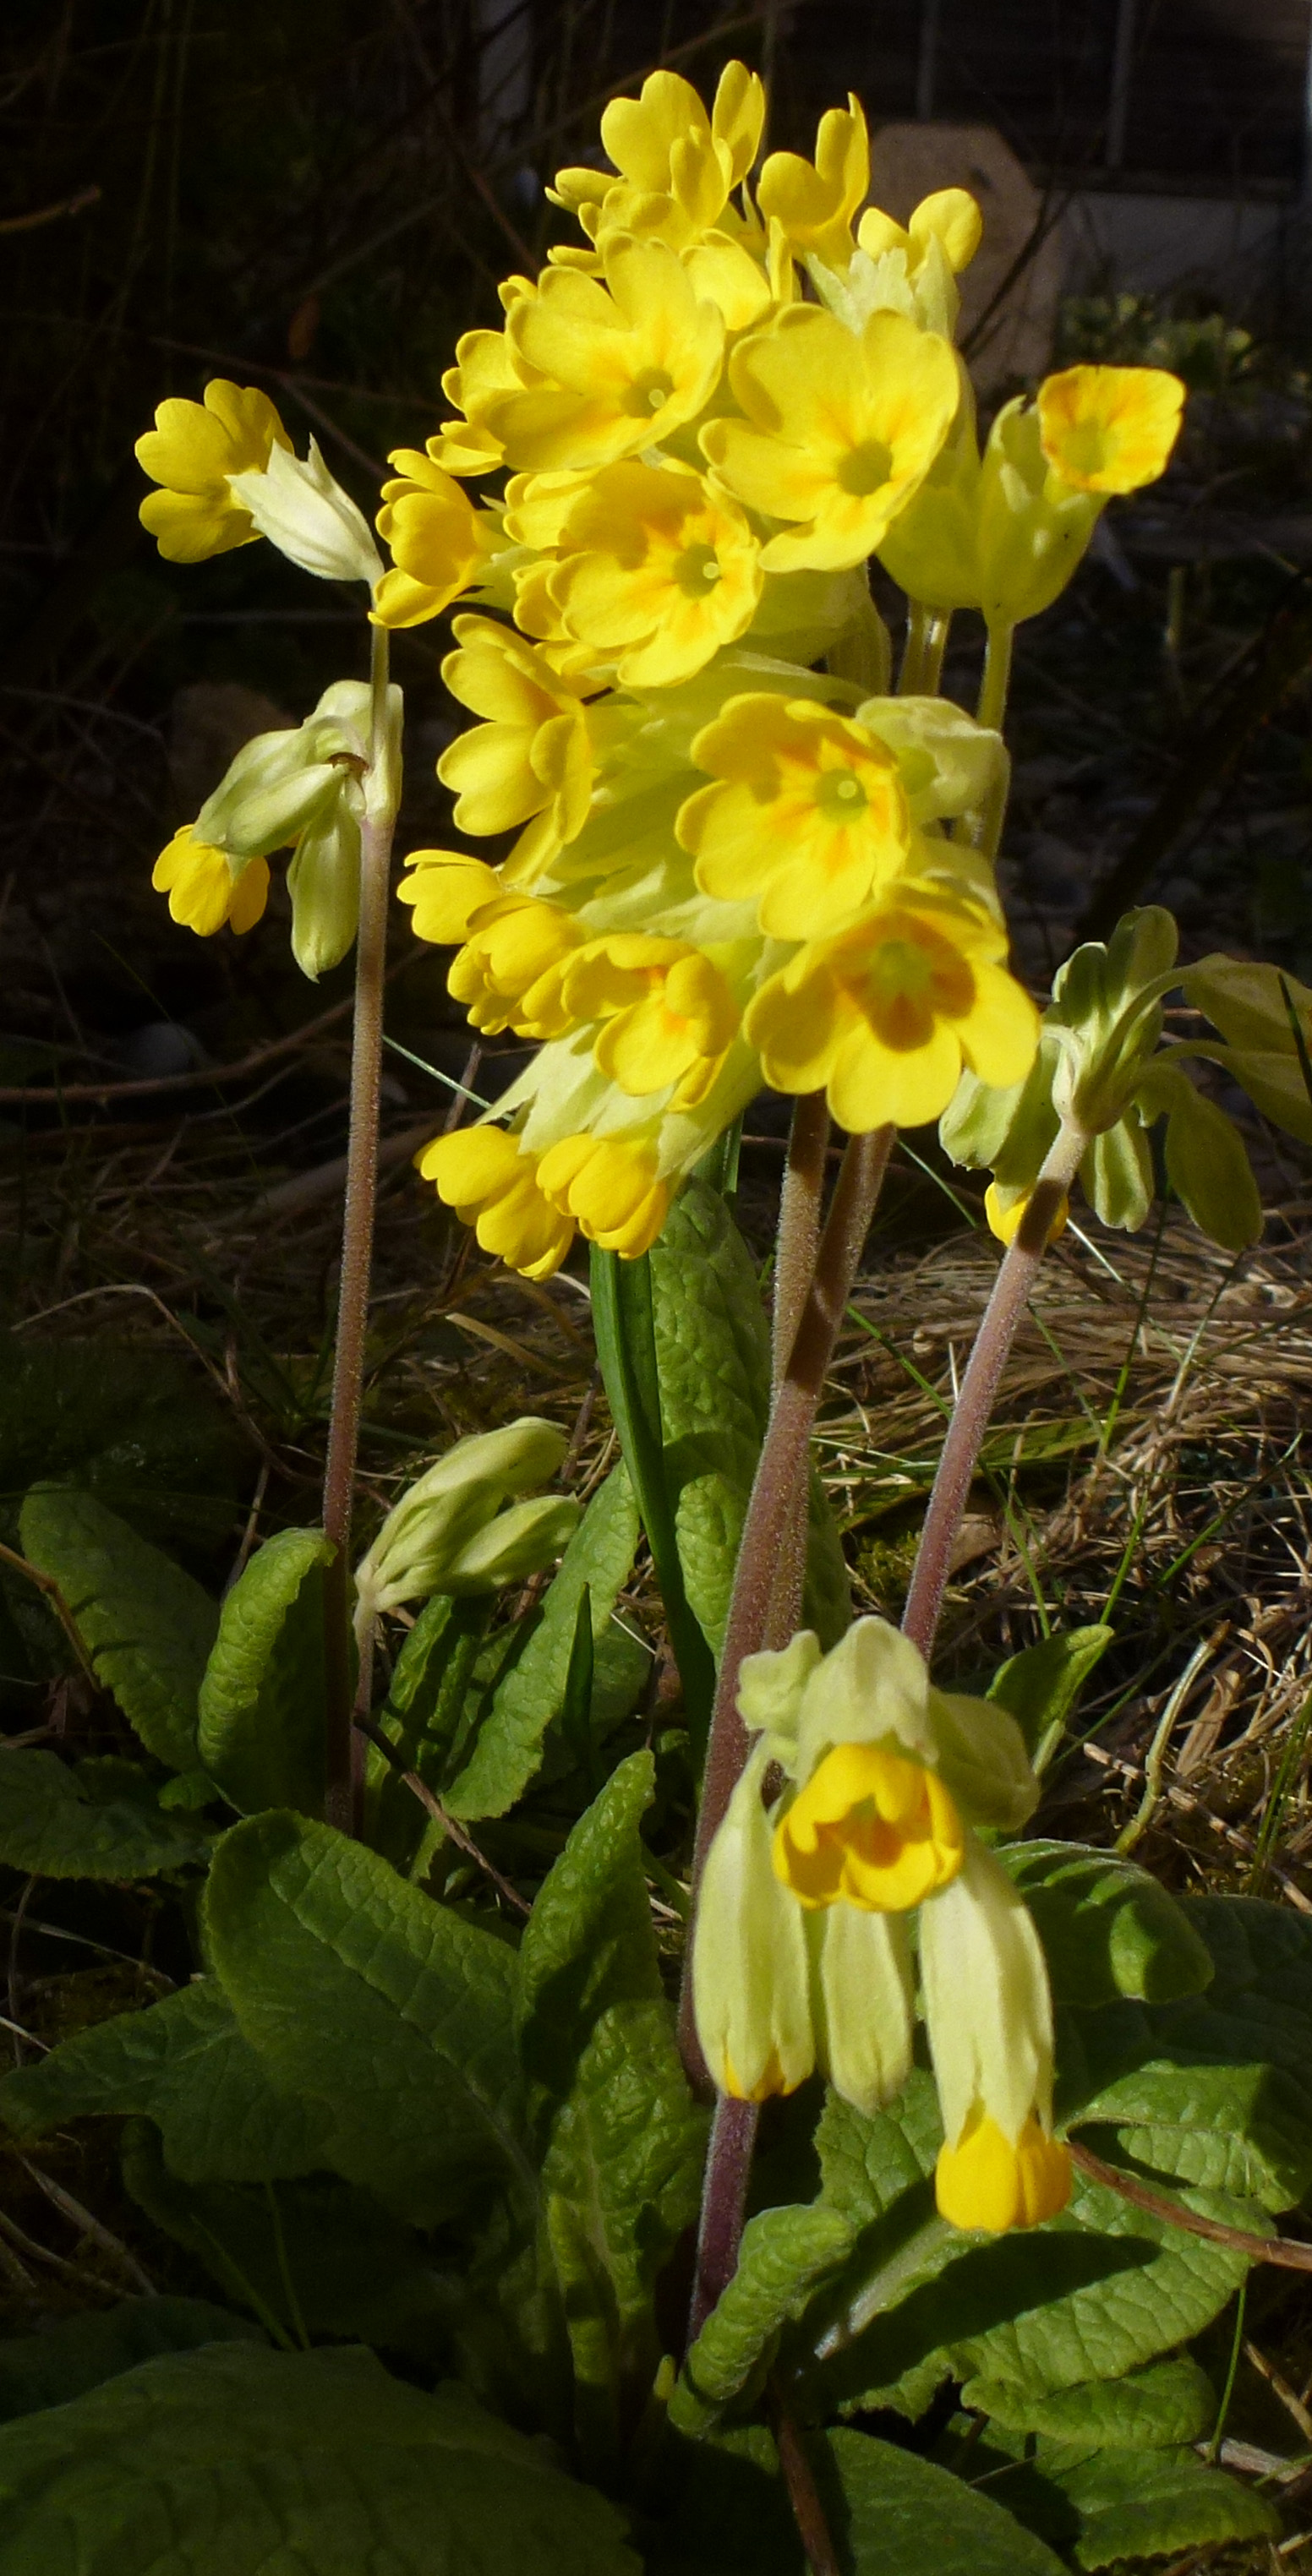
xmin=692 ymin=1618 xmax=1072 ymax=2233
xmin=372 ymin=63 xmax=1184 ymax=1279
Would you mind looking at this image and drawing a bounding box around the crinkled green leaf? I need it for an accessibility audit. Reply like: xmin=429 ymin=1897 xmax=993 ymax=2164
xmin=521 ymin=1755 xmax=704 ymax=2463
xmin=445 ymin=1467 xmax=644 ymax=1821
xmin=19 ymin=1487 xmax=216 ymax=1770
xmin=0 ymin=2341 xmax=639 ymax=2576
xmin=1033 ymin=2437 xmax=1278 ymax=2570
xmin=0 ymin=2298 xmax=260 ymax=2425
xmin=0 ymin=1749 xmax=208 ymax=1880
xmin=197 ymin=1527 xmax=330 ymax=1817
xmin=204 ymin=1810 xmax=527 ymax=2226
xmin=823 ymin=2426 xmax=1068 ymax=2575
xmin=0 ymin=1979 xmax=321 ymax=2183
xmin=673 ymin=2204 xmax=856 ymax=2436
xmin=1003 ymin=1841 xmax=1213 ymax=2006
xmin=962 ymin=2354 xmax=1216 ymax=2447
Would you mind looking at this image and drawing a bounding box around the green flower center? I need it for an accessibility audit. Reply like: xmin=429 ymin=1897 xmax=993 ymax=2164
xmin=624 ymin=368 xmax=675 ymax=418
xmin=675 ymin=542 xmax=723 ymax=596
xmin=837 ymin=436 xmax=894 ymax=498
xmin=814 ymin=767 xmax=867 ymax=821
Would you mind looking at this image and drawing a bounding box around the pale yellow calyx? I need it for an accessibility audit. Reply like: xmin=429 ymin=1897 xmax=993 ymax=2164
xmin=935 ymin=2110 xmax=1072 ymax=2233
xmin=774 ymin=1739 xmax=965 ymax=1911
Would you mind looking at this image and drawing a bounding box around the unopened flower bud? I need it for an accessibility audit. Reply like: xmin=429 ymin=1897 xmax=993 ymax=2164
xmin=693 ymin=1746 xmax=814 ymax=2100
xmin=353 ymin=1417 xmax=574 ymax=1632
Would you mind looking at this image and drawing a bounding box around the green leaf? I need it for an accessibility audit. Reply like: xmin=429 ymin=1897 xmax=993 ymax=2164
xmin=0 ymin=1333 xmax=241 ymax=1557
xmin=0 ymin=1979 xmax=322 ymax=2183
xmin=0 ymin=1749 xmax=209 ymax=1880
xmin=673 ymin=2204 xmax=856 ymax=2436
xmin=204 ymin=1810 xmax=527 ymax=2227
xmin=0 ymin=2299 xmax=260 ymax=2425
xmin=1032 ymin=2438 xmax=1278 ymax=2570
xmin=590 ymin=1243 xmax=719 ymax=1754
xmin=987 ymin=1626 xmax=1112 ymax=1768
xmin=646 ymin=1180 xmax=851 ymax=1668
xmin=1003 ymin=1841 xmax=1214 ymax=2006
xmin=520 ymin=1755 xmax=704 ymax=2464
xmin=806 ymin=2148 xmax=1253 ymax=2424
xmin=648 ymin=2422 xmax=1068 ymax=2576
xmin=822 ymin=2426 xmax=1069 ymax=2575
xmin=19 ymin=1487 xmax=217 ymax=1771
xmin=1064 ymin=1893 xmax=1312 ymax=2207
xmin=445 ymin=1466 xmax=644 ymax=1821
xmin=197 ymin=1528 xmax=331 ymax=1817
xmin=122 ymin=2122 xmax=449 ymax=2363
xmin=0 ymin=2341 xmax=639 ymax=2576
xmin=962 ymin=2354 xmax=1216 ymax=2446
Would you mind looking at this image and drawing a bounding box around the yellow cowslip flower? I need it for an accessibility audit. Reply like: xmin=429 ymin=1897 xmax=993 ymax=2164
xmin=549 ymin=63 xmax=764 ymax=258
xmin=746 ymin=892 xmax=1040 ymax=1132
xmin=936 ymin=2109 xmax=1072 ymax=2233
xmin=985 ymin=1180 xmax=1069 ymax=1247
xmin=135 ymin=379 xmax=292 ymax=563
xmin=547 ymin=461 xmax=762 ymax=685
xmin=418 ymin=1127 xmax=573 ymax=1282
xmin=484 ymin=237 xmax=724 ymax=475
xmin=774 ymin=1739 xmax=965 ymax=1910
xmin=395 ymin=850 xmax=502 ymax=946
xmin=435 ymin=304 xmax=539 ymax=479
xmin=436 ymin=617 xmax=598 ymax=884
xmin=702 ymin=305 xmax=959 ymax=573
xmin=676 ymin=694 xmax=912 ymax=939
xmin=1037 ymin=364 xmax=1184 ymax=494
xmin=537 ymin=1132 xmax=670 ymax=1256
xmin=562 ymin=934 xmax=739 ymax=1105
xmin=856 ymin=188 xmax=982 ymax=280
xmin=447 ymin=894 xmax=583 ymax=1040
xmin=372 ymin=445 xmax=500 ymax=629
xmin=151 ymin=828 xmax=270 ymax=936
xmin=757 ymin=97 xmax=869 ymax=266
xmin=921 ymin=1836 xmax=1072 ymax=2233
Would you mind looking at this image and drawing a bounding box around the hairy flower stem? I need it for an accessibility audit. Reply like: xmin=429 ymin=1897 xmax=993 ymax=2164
xmin=900 ymin=1124 xmax=1085 ymax=1662
xmin=681 ymin=1124 xmax=894 ymax=2344
xmin=321 ymin=627 xmax=397 ymax=1836
xmin=897 ymin=601 xmax=950 ymax=697
xmin=769 ymin=1094 xmax=832 ymax=1637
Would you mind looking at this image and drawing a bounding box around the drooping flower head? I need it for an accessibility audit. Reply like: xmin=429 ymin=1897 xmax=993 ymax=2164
xmin=692 ymin=1617 xmax=1072 ymax=2232
xmin=136 ymin=379 xmax=292 ymax=562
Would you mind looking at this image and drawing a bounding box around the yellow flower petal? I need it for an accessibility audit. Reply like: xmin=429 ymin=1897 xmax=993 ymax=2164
xmin=935 ymin=2110 xmax=1072 ymax=2232
xmin=774 ymin=1739 xmax=964 ymax=1910
xmin=1036 ymin=364 xmax=1184 ymax=496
